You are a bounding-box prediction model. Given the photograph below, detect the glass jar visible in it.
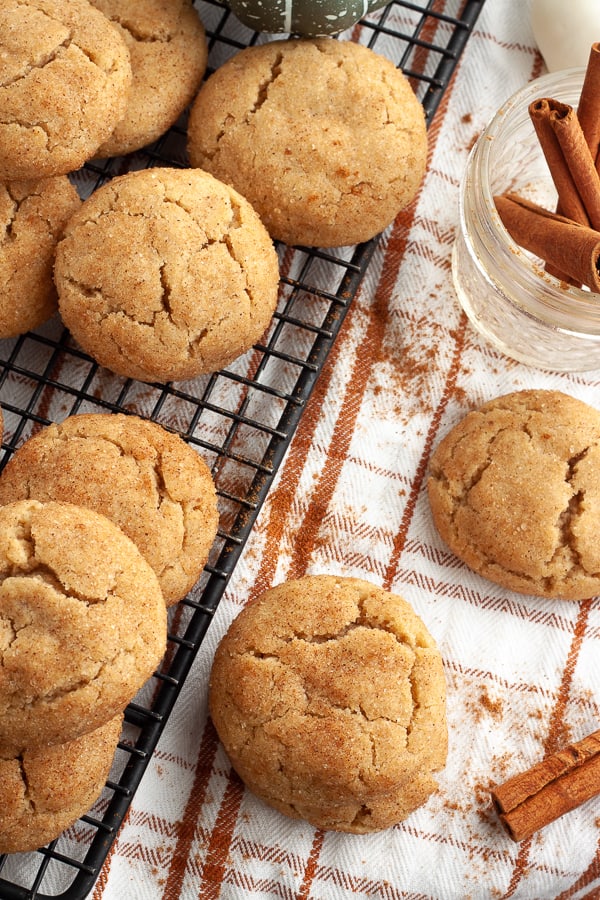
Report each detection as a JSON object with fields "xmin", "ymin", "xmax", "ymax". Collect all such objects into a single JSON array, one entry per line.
[{"xmin": 452, "ymin": 68, "xmax": 600, "ymax": 372}]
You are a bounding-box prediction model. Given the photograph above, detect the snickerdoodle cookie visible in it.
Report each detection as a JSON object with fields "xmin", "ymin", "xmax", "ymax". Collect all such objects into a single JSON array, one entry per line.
[
  {"xmin": 91, "ymin": 0, "xmax": 207, "ymax": 158},
  {"xmin": 209, "ymin": 574, "xmax": 447, "ymax": 833},
  {"xmin": 0, "ymin": 499, "xmax": 167, "ymax": 756},
  {"xmin": 0, "ymin": 713, "xmax": 122, "ymax": 854},
  {"xmin": 427, "ymin": 389, "xmax": 600, "ymax": 600},
  {"xmin": 0, "ymin": 176, "xmax": 81, "ymax": 338},
  {"xmin": 187, "ymin": 38, "xmax": 428, "ymax": 247},
  {"xmin": 0, "ymin": 0, "xmax": 132, "ymax": 180},
  {"xmin": 54, "ymin": 167, "xmax": 280, "ymax": 382},
  {"xmin": 0, "ymin": 413, "xmax": 219, "ymax": 605}
]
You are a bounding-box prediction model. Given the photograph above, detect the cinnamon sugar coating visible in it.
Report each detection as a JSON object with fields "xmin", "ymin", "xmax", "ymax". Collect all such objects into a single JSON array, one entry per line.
[
  {"xmin": 0, "ymin": 714, "xmax": 122, "ymax": 854},
  {"xmin": 428, "ymin": 389, "xmax": 600, "ymax": 600},
  {"xmin": 0, "ymin": 413, "xmax": 219, "ymax": 605},
  {"xmin": 54, "ymin": 167, "xmax": 280, "ymax": 383},
  {"xmin": 209, "ymin": 575, "xmax": 447, "ymax": 833},
  {"xmin": 0, "ymin": 176, "xmax": 81, "ymax": 338},
  {"xmin": 92, "ymin": 0, "xmax": 207, "ymax": 157},
  {"xmin": 187, "ymin": 38, "xmax": 428, "ymax": 248},
  {"xmin": 0, "ymin": 499, "xmax": 167, "ymax": 756},
  {"xmin": 0, "ymin": 0, "xmax": 132, "ymax": 180}
]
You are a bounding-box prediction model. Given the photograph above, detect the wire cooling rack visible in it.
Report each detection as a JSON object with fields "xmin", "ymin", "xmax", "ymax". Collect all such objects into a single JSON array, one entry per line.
[{"xmin": 0, "ymin": 1, "xmax": 485, "ymax": 897}]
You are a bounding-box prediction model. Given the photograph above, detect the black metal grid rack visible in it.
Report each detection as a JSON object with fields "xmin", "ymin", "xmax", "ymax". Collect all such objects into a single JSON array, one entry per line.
[{"xmin": 0, "ymin": 1, "xmax": 485, "ymax": 897}]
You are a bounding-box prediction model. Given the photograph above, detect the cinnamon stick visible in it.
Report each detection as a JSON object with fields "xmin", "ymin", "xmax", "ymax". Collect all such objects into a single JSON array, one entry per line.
[
  {"xmin": 494, "ymin": 192, "xmax": 600, "ymax": 292},
  {"xmin": 529, "ymin": 97, "xmax": 600, "ymax": 230},
  {"xmin": 491, "ymin": 729, "xmax": 600, "ymax": 842},
  {"xmin": 578, "ymin": 42, "xmax": 600, "ymax": 170}
]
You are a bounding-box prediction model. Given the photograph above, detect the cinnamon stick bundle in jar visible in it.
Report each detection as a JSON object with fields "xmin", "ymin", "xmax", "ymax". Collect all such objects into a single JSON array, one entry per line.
[
  {"xmin": 529, "ymin": 42, "xmax": 600, "ymax": 229},
  {"xmin": 494, "ymin": 192, "xmax": 600, "ymax": 292},
  {"xmin": 578, "ymin": 42, "xmax": 600, "ymax": 171},
  {"xmin": 492, "ymin": 41, "xmax": 600, "ymax": 290},
  {"xmin": 491, "ymin": 729, "xmax": 600, "ymax": 842},
  {"xmin": 529, "ymin": 97, "xmax": 599, "ymax": 227}
]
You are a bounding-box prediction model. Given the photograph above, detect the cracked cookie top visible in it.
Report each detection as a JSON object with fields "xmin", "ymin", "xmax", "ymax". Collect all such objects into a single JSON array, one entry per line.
[
  {"xmin": 0, "ymin": 0, "xmax": 133, "ymax": 180},
  {"xmin": 0, "ymin": 412, "xmax": 219, "ymax": 605},
  {"xmin": 187, "ymin": 37, "xmax": 428, "ymax": 248},
  {"xmin": 0, "ymin": 175, "xmax": 81, "ymax": 338},
  {"xmin": 53, "ymin": 166, "xmax": 280, "ymax": 383},
  {"xmin": 427, "ymin": 389, "xmax": 600, "ymax": 600},
  {"xmin": 91, "ymin": 0, "xmax": 207, "ymax": 158},
  {"xmin": 0, "ymin": 713, "xmax": 122, "ymax": 854},
  {"xmin": 0, "ymin": 498, "xmax": 167, "ymax": 756},
  {"xmin": 209, "ymin": 574, "xmax": 447, "ymax": 833}
]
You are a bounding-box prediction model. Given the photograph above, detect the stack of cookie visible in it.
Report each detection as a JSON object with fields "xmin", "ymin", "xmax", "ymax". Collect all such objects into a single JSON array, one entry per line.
[
  {"xmin": 48, "ymin": 32, "xmax": 428, "ymax": 383},
  {"xmin": 0, "ymin": 0, "xmax": 434, "ymax": 846},
  {"xmin": 0, "ymin": 410, "xmax": 220, "ymax": 853},
  {"xmin": 0, "ymin": 496, "xmax": 167, "ymax": 854},
  {"xmin": 0, "ymin": 0, "xmax": 212, "ymax": 355},
  {"xmin": 0, "ymin": 0, "xmax": 429, "ymax": 384}
]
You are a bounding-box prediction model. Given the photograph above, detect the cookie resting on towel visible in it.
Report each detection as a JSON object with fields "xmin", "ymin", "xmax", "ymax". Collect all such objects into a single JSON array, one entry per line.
[
  {"xmin": 427, "ymin": 389, "xmax": 600, "ymax": 600},
  {"xmin": 209, "ymin": 574, "xmax": 447, "ymax": 833}
]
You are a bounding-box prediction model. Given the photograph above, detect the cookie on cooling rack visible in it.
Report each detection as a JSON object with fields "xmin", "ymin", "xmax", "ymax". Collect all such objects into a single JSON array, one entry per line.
[
  {"xmin": 53, "ymin": 167, "xmax": 280, "ymax": 383},
  {"xmin": 0, "ymin": 0, "xmax": 132, "ymax": 180},
  {"xmin": 0, "ymin": 499, "xmax": 167, "ymax": 756},
  {"xmin": 91, "ymin": 0, "xmax": 208, "ymax": 157},
  {"xmin": 187, "ymin": 38, "xmax": 428, "ymax": 247},
  {"xmin": 0, "ymin": 176, "xmax": 81, "ymax": 339},
  {"xmin": 427, "ymin": 389, "xmax": 600, "ymax": 600},
  {"xmin": 0, "ymin": 413, "xmax": 219, "ymax": 605},
  {"xmin": 0, "ymin": 714, "xmax": 122, "ymax": 854},
  {"xmin": 209, "ymin": 574, "xmax": 447, "ymax": 833}
]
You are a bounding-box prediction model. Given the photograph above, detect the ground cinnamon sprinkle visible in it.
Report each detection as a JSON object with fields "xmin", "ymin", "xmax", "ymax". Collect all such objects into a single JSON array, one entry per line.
[
  {"xmin": 460, "ymin": 112, "xmax": 481, "ymax": 152},
  {"xmin": 478, "ymin": 686, "xmax": 503, "ymax": 720},
  {"xmin": 462, "ymin": 683, "xmax": 504, "ymax": 725},
  {"xmin": 374, "ymin": 308, "xmax": 472, "ymax": 425}
]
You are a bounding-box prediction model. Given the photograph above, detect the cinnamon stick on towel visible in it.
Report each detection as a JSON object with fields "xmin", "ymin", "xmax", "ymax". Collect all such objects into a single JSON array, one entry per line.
[
  {"xmin": 491, "ymin": 729, "xmax": 600, "ymax": 842},
  {"xmin": 494, "ymin": 192, "xmax": 600, "ymax": 292}
]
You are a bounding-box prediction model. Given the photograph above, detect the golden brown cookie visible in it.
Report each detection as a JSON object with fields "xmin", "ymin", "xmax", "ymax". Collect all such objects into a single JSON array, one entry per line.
[
  {"xmin": 209, "ymin": 574, "xmax": 447, "ymax": 833},
  {"xmin": 427, "ymin": 389, "xmax": 600, "ymax": 600},
  {"xmin": 0, "ymin": 0, "xmax": 132, "ymax": 180},
  {"xmin": 0, "ymin": 176, "xmax": 81, "ymax": 338},
  {"xmin": 0, "ymin": 714, "xmax": 122, "ymax": 854},
  {"xmin": 54, "ymin": 167, "xmax": 280, "ymax": 382},
  {"xmin": 0, "ymin": 413, "xmax": 219, "ymax": 605},
  {"xmin": 187, "ymin": 38, "xmax": 428, "ymax": 248},
  {"xmin": 91, "ymin": 0, "xmax": 207, "ymax": 158},
  {"xmin": 0, "ymin": 499, "xmax": 167, "ymax": 756}
]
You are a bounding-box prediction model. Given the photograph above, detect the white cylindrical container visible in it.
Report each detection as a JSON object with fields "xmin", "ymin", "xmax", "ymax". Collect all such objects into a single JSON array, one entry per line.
[{"xmin": 531, "ymin": 0, "xmax": 600, "ymax": 72}]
